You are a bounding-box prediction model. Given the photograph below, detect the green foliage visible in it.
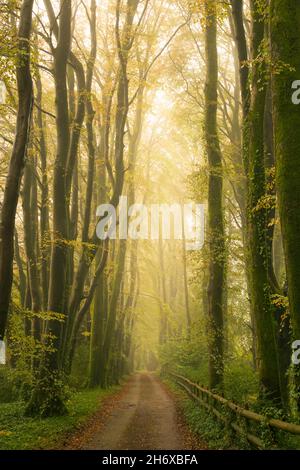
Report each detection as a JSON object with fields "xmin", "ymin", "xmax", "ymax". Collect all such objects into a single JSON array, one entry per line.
[
  {"xmin": 160, "ymin": 321, "xmax": 209, "ymax": 377},
  {"xmin": 69, "ymin": 339, "xmax": 90, "ymax": 389},
  {"xmin": 184, "ymin": 398, "xmax": 228, "ymax": 449},
  {"xmin": 25, "ymin": 371, "xmax": 70, "ymax": 418},
  {"xmin": 223, "ymin": 360, "xmax": 259, "ymax": 404},
  {"xmin": 167, "ymin": 374, "xmax": 300, "ymax": 449},
  {"xmin": 161, "ymin": 318, "xmax": 258, "ymax": 404},
  {"xmin": 165, "ymin": 378, "xmax": 229, "ymax": 449},
  {"xmin": 0, "ymin": 1, "xmax": 18, "ymax": 87},
  {"xmin": 0, "ymin": 367, "xmax": 32, "ymax": 403}
]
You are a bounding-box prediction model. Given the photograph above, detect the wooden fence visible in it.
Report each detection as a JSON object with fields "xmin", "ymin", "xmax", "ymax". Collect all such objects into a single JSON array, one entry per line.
[{"xmin": 166, "ymin": 370, "xmax": 300, "ymax": 449}]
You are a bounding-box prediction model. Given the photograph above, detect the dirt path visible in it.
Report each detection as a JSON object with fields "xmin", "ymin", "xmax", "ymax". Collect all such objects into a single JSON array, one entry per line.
[{"xmin": 78, "ymin": 372, "xmax": 204, "ymax": 450}]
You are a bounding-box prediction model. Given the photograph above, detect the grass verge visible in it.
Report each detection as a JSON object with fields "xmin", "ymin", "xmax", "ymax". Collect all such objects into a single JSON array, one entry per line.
[{"xmin": 0, "ymin": 386, "xmax": 120, "ymax": 450}]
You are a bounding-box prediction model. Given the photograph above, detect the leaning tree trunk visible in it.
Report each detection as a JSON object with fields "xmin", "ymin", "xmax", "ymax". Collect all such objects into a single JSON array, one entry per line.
[
  {"xmin": 204, "ymin": 0, "xmax": 226, "ymax": 391},
  {"xmin": 62, "ymin": 0, "xmax": 96, "ymax": 369},
  {"xmin": 0, "ymin": 0, "xmax": 34, "ymax": 341},
  {"xmin": 64, "ymin": 0, "xmax": 139, "ymax": 376},
  {"xmin": 230, "ymin": 3, "xmax": 257, "ymax": 369}
]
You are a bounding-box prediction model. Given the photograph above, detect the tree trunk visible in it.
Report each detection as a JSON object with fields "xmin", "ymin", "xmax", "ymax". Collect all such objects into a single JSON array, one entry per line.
[
  {"xmin": 65, "ymin": 0, "xmax": 139, "ymax": 373},
  {"xmin": 182, "ymin": 214, "xmax": 191, "ymax": 335},
  {"xmin": 246, "ymin": 0, "xmax": 281, "ymax": 403},
  {"xmin": 36, "ymin": 71, "xmax": 50, "ymax": 311},
  {"xmin": 270, "ymin": 0, "xmax": 300, "ymax": 410},
  {"xmin": 0, "ymin": 0, "xmax": 34, "ymax": 340},
  {"xmin": 26, "ymin": 0, "xmax": 72, "ymax": 417},
  {"xmin": 14, "ymin": 229, "xmax": 26, "ymax": 306},
  {"xmin": 22, "ymin": 157, "xmax": 42, "ymax": 341},
  {"xmin": 204, "ymin": 0, "xmax": 225, "ymax": 391},
  {"xmin": 99, "ymin": 240, "xmax": 127, "ymax": 388},
  {"xmin": 231, "ymin": 0, "xmax": 283, "ymax": 404}
]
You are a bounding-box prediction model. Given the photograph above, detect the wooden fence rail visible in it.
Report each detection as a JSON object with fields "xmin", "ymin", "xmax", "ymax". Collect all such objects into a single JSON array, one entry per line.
[{"xmin": 166, "ymin": 370, "xmax": 300, "ymax": 449}]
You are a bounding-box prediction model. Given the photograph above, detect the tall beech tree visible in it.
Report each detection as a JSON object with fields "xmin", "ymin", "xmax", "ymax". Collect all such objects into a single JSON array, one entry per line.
[
  {"xmin": 231, "ymin": 0, "xmax": 282, "ymax": 404},
  {"xmin": 26, "ymin": 0, "xmax": 72, "ymax": 416},
  {"xmin": 0, "ymin": 0, "xmax": 34, "ymax": 341},
  {"xmin": 64, "ymin": 0, "xmax": 141, "ymax": 372},
  {"xmin": 204, "ymin": 0, "xmax": 226, "ymax": 390},
  {"xmin": 270, "ymin": 0, "xmax": 300, "ymax": 408},
  {"xmin": 246, "ymin": 0, "xmax": 281, "ymax": 402}
]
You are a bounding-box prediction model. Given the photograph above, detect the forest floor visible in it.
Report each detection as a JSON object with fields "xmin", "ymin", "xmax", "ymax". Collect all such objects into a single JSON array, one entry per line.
[
  {"xmin": 0, "ymin": 385, "xmax": 120, "ymax": 450},
  {"xmin": 64, "ymin": 372, "xmax": 206, "ymax": 450},
  {"xmin": 0, "ymin": 372, "xmax": 207, "ymax": 450}
]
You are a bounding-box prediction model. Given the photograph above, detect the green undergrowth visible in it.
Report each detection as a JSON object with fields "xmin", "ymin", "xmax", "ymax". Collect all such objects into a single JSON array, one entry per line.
[
  {"xmin": 164, "ymin": 378, "xmax": 234, "ymax": 449},
  {"xmin": 164, "ymin": 377, "xmax": 300, "ymax": 450},
  {"xmin": 0, "ymin": 385, "xmax": 120, "ymax": 450},
  {"xmin": 173, "ymin": 361, "xmax": 259, "ymax": 405}
]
